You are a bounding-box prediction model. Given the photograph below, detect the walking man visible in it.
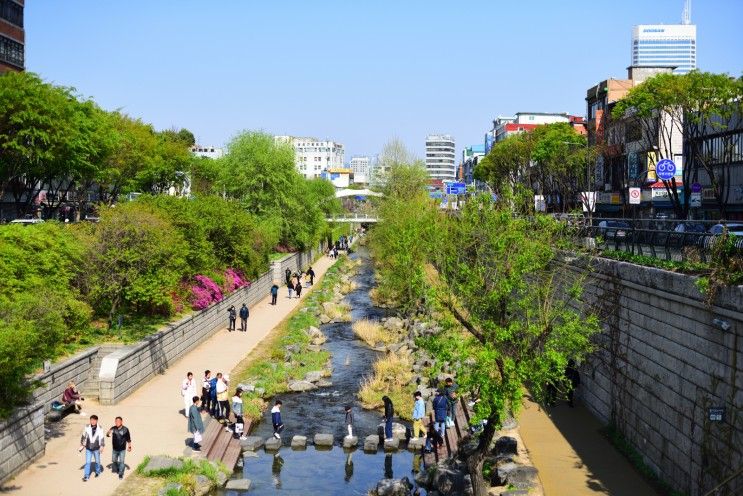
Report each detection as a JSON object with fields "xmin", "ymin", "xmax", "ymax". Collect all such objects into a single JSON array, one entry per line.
[
  {"xmin": 270, "ymin": 283, "xmax": 279, "ymax": 305},
  {"xmin": 432, "ymin": 389, "xmax": 448, "ymax": 439},
  {"xmin": 80, "ymin": 414, "xmax": 105, "ymax": 481},
  {"xmin": 271, "ymin": 400, "xmax": 284, "ymax": 439},
  {"xmin": 181, "ymin": 372, "xmax": 196, "ymax": 418},
  {"xmin": 188, "ymin": 396, "xmax": 204, "ymax": 452},
  {"xmin": 411, "ymin": 391, "xmax": 427, "ymax": 439},
  {"xmin": 307, "ymin": 266, "xmax": 315, "ymax": 286},
  {"xmin": 209, "ymin": 373, "xmax": 218, "ymax": 417},
  {"xmin": 287, "ymin": 277, "xmax": 294, "ymax": 298},
  {"xmin": 239, "ymin": 303, "xmax": 249, "ymax": 332},
  {"xmin": 227, "ymin": 305, "xmax": 237, "ymax": 332},
  {"xmin": 106, "ymin": 416, "xmax": 132, "ymax": 480},
  {"xmin": 444, "ymin": 377, "xmax": 458, "ymax": 424},
  {"xmin": 201, "ymin": 370, "xmax": 212, "ymax": 414},
  {"xmin": 382, "ymin": 396, "xmax": 394, "ymax": 441},
  {"xmin": 285, "ymin": 268, "xmax": 292, "ymax": 286},
  {"xmin": 295, "ymin": 278, "xmax": 303, "ymax": 298}
]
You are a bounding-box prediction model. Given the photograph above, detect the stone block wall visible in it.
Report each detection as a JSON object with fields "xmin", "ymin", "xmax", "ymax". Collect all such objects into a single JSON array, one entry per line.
[
  {"xmin": 30, "ymin": 348, "xmax": 100, "ymax": 413},
  {"xmin": 0, "ymin": 403, "xmax": 44, "ymax": 483},
  {"xmin": 563, "ymin": 255, "xmax": 742, "ymax": 496}
]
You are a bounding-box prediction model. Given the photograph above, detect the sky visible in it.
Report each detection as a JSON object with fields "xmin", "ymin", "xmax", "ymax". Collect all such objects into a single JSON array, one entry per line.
[{"xmin": 26, "ymin": 0, "xmax": 743, "ymax": 161}]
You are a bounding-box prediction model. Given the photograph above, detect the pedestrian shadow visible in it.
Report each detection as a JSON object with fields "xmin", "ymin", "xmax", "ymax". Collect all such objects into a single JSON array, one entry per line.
[{"xmin": 44, "ymin": 417, "xmax": 73, "ymax": 440}]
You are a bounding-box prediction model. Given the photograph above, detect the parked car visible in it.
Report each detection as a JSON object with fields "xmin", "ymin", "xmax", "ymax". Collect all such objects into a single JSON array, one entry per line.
[
  {"xmin": 598, "ymin": 220, "xmax": 631, "ymax": 239},
  {"xmin": 708, "ymin": 223, "xmax": 743, "ymax": 236},
  {"xmin": 673, "ymin": 223, "xmax": 707, "ymax": 233}
]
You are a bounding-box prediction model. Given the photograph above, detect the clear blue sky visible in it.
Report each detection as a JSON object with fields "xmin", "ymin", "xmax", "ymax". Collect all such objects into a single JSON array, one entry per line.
[{"xmin": 26, "ymin": 0, "xmax": 743, "ymax": 161}]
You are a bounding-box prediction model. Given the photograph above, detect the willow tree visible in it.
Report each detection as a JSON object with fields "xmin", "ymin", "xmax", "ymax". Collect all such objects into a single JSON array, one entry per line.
[{"xmin": 429, "ymin": 196, "xmax": 600, "ymax": 495}]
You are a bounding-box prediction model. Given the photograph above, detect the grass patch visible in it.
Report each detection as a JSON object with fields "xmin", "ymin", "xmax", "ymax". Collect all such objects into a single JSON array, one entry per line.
[
  {"xmin": 339, "ymin": 280, "xmax": 359, "ymax": 294},
  {"xmin": 358, "ymin": 351, "xmax": 415, "ymax": 421},
  {"xmin": 323, "ymin": 301, "xmax": 352, "ymax": 322},
  {"xmin": 230, "ymin": 256, "xmax": 354, "ymax": 422},
  {"xmin": 600, "ymin": 250, "xmax": 710, "ymax": 275},
  {"xmin": 352, "ymin": 319, "xmax": 395, "ymax": 347},
  {"xmin": 125, "ymin": 456, "xmax": 231, "ymax": 496}
]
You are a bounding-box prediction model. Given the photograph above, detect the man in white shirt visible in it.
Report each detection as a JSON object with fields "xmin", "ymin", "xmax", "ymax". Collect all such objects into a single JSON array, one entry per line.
[
  {"xmin": 181, "ymin": 372, "xmax": 196, "ymax": 418},
  {"xmin": 80, "ymin": 414, "xmax": 106, "ymax": 481}
]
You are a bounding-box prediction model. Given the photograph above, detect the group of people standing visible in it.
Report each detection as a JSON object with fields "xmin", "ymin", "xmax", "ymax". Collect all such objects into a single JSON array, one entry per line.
[
  {"xmin": 227, "ymin": 303, "xmax": 250, "ymax": 332},
  {"xmin": 285, "ymin": 266, "xmax": 314, "ymax": 298}
]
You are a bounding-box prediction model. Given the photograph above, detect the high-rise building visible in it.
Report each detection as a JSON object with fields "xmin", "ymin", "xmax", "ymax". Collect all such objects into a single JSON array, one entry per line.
[
  {"xmin": 425, "ymin": 134, "xmax": 456, "ymax": 181},
  {"xmin": 631, "ymin": 1, "xmax": 696, "ymax": 75},
  {"xmin": 461, "ymin": 145, "xmax": 485, "ymax": 185},
  {"xmin": 274, "ymin": 136, "xmax": 345, "ymax": 179},
  {"xmin": 0, "ymin": 0, "xmax": 25, "ymax": 73},
  {"xmin": 349, "ymin": 156, "xmax": 370, "ymax": 184}
]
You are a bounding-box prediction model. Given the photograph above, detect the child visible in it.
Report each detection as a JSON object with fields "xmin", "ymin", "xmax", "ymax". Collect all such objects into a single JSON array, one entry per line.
[
  {"xmin": 344, "ymin": 405, "xmax": 354, "ymax": 438},
  {"xmin": 226, "ymin": 416, "xmax": 246, "ymax": 440},
  {"xmin": 271, "ymin": 400, "xmax": 284, "ymax": 439}
]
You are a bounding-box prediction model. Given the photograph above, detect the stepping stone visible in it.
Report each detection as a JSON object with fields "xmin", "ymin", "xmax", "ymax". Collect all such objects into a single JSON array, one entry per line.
[
  {"xmin": 291, "ymin": 435, "xmax": 307, "ymax": 449},
  {"xmin": 225, "ymin": 478, "xmax": 252, "ymax": 491},
  {"xmin": 314, "ymin": 433, "xmax": 334, "ymax": 447},
  {"xmin": 264, "ymin": 437, "xmax": 282, "ymax": 451},
  {"xmin": 364, "ymin": 435, "xmax": 380, "ymax": 452},
  {"xmin": 407, "ymin": 437, "xmax": 425, "ymax": 451},
  {"xmin": 384, "ymin": 438, "xmax": 400, "ymax": 451},
  {"xmin": 239, "ymin": 436, "xmax": 264, "ymax": 452},
  {"xmin": 342, "ymin": 436, "xmax": 358, "ymax": 449}
]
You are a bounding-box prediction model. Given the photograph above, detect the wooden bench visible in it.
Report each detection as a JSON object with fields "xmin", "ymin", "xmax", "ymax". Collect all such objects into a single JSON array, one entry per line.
[{"xmin": 197, "ymin": 417, "xmax": 242, "ymax": 470}]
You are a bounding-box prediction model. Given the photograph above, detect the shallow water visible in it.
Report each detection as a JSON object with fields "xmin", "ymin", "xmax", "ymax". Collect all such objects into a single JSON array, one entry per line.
[{"xmin": 217, "ymin": 248, "xmax": 426, "ymax": 495}]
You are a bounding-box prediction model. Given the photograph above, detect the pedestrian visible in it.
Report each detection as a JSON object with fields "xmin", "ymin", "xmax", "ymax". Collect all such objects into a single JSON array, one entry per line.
[
  {"xmin": 307, "ymin": 266, "xmax": 315, "ymax": 286},
  {"xmin": 344, "ymin": 405, "xmax": 354, "ymax": 438},
  {"xmin": 565, "ymin": 359, "xmax": 581, "ymax": 408},
  {"xmin": 382, "ymin": 396, "xmax": 394, "ymax": 441},
  {"xmin": 216, "ymin": 373, "xmax": 230, "ymax": 420},
  {"xmin": 295, "ymin": 278, "xmax": 303, "ymax": 298},
  {"xmin": 188, "ymin": 396, "xmax": 204, "ymax": 452},
  {"xmin": 79, "ymin": 414, "xmax": 105, "ymax": 481},
  {"xmin": 270, "ymin": 283, "xmax": 279, "ymax": 305},
  {"xmin": 432, "ymin": 389, "xmax": 448, "ymax": 438},
  {"xmin": 232, "ymin": 388, "xmax": 244, "ymax": 424},
  {"xmin": 62, "ymin": 381, "xmax": 85, "ymax": 414},
  {"xmin": 209, "ymin": 373, "xmax": 218, "ymax": 417},
  {"xmin": 444, "ymin": 377, "xmax": 459, "ymax": 426},
  {"xmin": 239, "ymin": 303, "xmax": 249, "ymax": 332},
  {"xmin": 411, "ymin": 391, "xmax": 427, "ymax": 439},
  {"xmin": 287, "ymin": 277, "xmax": 294, "ymax": 298},
  {"xmin": 285, "ymin": 268, "xmax": 292, "ymax": 285},
  {"xmin": 227, "ymin": 305, "xmax": 237, "ymax": 332},
  {"xmin": 106, "ymin": 416, "xmax": 132, "ymax": 480},
  {"xmin": 181, "ymin": 372, "xmax": 196, "ymax": 418},
  {"xmin": 201, "ymin": 370, "xmax": 212, "ymax": 414},
  {"xmin": 271, "ymin": 400, "xmax": 284, "ymax": 439}
]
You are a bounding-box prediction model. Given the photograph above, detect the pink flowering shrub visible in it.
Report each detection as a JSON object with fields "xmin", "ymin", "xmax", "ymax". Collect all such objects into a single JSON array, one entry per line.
[
  {"xmin": 223, "ymin": 268, "xmax": 250, "ymax": 293},
  {"xmin": 190, "ymin": 275, "xmax": 224, "ymax": 310}
]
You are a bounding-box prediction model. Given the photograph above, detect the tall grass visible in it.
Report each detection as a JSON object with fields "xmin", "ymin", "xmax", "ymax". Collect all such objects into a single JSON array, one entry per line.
[
  {"xmin": 358, "ymin": 351, "xmax": 415, "ymax": 421},
  {"xmin": 352, "ymin": 319, "xmax": 395, "ymax": 347}
]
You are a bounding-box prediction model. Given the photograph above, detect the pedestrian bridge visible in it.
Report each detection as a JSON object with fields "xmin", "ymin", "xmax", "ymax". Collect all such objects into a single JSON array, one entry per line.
[{"xmin": 326, "ymin": 213, "xmax": 379, "ymax": 223}]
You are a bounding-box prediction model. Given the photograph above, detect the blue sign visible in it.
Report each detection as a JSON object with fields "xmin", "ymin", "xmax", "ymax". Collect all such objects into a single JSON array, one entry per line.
[
  {"xmin": 656, "ymin": 159, "xmax": 676, "ymax": 181},
  {"xmin": 446, "ymin": 182, "xmax": 466, "ymax": 195}
]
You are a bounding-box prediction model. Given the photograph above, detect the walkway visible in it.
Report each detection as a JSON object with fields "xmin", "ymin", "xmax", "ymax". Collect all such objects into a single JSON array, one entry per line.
[
  {"xmin": 2, "ymin": 255, "xmax": 337, "ymax": 496},
  {"xmin": 518, "ymin": 393, "xmax": 659, "ymax": 496}
]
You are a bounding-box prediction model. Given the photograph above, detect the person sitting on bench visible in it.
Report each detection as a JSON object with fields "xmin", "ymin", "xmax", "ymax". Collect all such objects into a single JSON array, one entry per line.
[{"xmin": 62, "ymin": 381, "xmax": 84, "ymax": 414}]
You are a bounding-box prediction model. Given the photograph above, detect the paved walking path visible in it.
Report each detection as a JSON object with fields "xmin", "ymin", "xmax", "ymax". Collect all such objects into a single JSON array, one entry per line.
[
  {"xmin": 3, "ymin": 255, "xmax": 337, "ymax": 496},
  {"xmin": 518, "ymin": 393, "xmax": 659, "ymax": 496}
]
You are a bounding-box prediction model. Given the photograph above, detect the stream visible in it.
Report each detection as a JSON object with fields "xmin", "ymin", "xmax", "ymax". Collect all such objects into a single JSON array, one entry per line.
[{"xmin": 218, "ymin": 247, "xmax": 427, "ymax": 495}]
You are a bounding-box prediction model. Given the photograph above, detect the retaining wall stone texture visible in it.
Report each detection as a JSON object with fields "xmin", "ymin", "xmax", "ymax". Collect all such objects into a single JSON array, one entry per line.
[
  {"xmin": 564, "ymin": 255, "xmax": 742, "ymax": 496},
  {"xmin": 0, "ymin": 403, "xmax": 44, "ymax": 483}
]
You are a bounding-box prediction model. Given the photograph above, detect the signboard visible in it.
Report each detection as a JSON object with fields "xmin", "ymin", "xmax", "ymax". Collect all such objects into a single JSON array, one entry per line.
[
  {"xmin": 708, "ymin": 407, "xmax": 725, "ymax": 422},
  {"xmin": 581, "ymin": 192, "xmax": 596, "ymax": 213},
  {"xmin": 646, "ymin": 151, "xmax": 657, "ymax": 182},
  {"xmin": 446, "ymin": 182, "xmax": 466, "ymax": 195},
  {"xmin": 690, "ymin": 192, "xmax": 702, "ymax": 208},
  {"xmin": 656, "ymin": 159, "xmax": 676, "ymax": 181},
  {"xmin": 534, "ymin": 195, "xmax": 546, "ymax": 212},
  {"xmin": 691, "ymin": 182, "xmax": 702, "ymax": 193},
  {"xmin": 628, "ymin": 187, "xmax": 641, "ymax": 205}
]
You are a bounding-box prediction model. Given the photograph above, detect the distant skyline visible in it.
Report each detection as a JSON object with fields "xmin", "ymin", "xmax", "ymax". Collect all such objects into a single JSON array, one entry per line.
[{"xmin": 26, "ymin": 1, "xmax": 743, "ymax": 161}]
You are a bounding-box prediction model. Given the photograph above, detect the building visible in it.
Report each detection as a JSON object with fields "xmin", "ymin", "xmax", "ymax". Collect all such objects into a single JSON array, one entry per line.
[
  {"xmin": 274, "ymin": 136, "xmax": 345, "ymax": 179},
  {"xmin": 631, "ymin": 1, "xmax": 696, "ymax": 75},
  {"xmin": 322, "ymin": 168, "xmax": 353, "ymax": 188},
  {"xmin": 461, "ymin": 145, "xmax": 486, "ymax": 185},
  {"xmin": 190, "ymin": 145, "xmax": 224, "ymax": 160},
  {"xmin": 349, "ymin": 156, "xmax": 370, "ymax": 184},
  {"xmin": 484, "ymin": 113, "xmax": 583, "ymax": 153},
  {"xmin": 586, "ymin": 65, "xmax": 679, "ymax": 215},
  {"xmin": 0, "ymin": 0, "xmax": 24, "ymax": 73},
  {"xmin": 425, "ymin": 134, "xmax": 456, "ymax": 181}
]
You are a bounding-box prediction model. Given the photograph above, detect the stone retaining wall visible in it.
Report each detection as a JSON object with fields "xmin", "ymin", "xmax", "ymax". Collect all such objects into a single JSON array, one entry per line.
[
  {"xmin": 0, "ymin": 403, "xmax": 44, "ymax": 483},
  {"xmin": 563, "ymin": 255, "xmax": 742, "ymax": 496}
]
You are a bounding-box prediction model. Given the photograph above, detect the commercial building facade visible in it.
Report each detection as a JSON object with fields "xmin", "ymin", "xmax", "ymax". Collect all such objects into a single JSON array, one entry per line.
[
  {"xmin": 425, "ymin": 134, "xmax": 456, "ymax": 181},
  {"xmin": 632, "ymin": 24, "xmax": 696, "ymax": 75},
  {"xmin": 349, "ymin": 156, "xmax": 370, "ymax": 184},
  {"xmin": 461, "ymin": 144, "xmax": 485, "ymax": 185},
  {"xmin": 484, "ymin": 113, "xmax": 585, "ymax": 153},
  {"xmin": 0, "ymin": 0, "xmax": 24, "ymax": 73},
  {"xmin": 274, "ymin": 136, "xmax": 345, "ymax": 179}
]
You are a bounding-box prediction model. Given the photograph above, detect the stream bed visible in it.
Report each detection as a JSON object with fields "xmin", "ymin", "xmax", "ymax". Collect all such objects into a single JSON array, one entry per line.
[{"xmin": 218, "ymin": 247, "xmax": 427, "ymax": 495}]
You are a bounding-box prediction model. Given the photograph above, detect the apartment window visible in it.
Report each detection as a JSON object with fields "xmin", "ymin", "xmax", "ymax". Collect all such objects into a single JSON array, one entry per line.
[
  {"xmin": 0, "ymin": 34, "xmax": 23, "ymax": 68},
  {"xmin": 0, "ymin": 0, "xmax": 23, "ymax": 28}
]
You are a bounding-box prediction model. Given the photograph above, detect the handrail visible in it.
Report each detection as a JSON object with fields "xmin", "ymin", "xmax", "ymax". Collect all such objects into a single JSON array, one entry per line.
[{"xmin": 701, "ymin": 465, "xmax": 743, "ymax": 496}]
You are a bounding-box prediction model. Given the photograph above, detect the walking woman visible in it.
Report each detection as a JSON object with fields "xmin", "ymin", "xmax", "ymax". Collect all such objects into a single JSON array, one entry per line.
[{"xmin": 382, "ymin": 396, "xmax": 394, "ymax": 441}]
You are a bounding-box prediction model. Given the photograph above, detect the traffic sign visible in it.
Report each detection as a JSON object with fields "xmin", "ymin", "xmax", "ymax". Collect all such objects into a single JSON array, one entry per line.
[
  {"xmin": 628, "ymin": 187, "xmax": 641, "ymax": 204},
  {"xmin": 656, "ymin": 159, "xmax": 676, "ymax": 181},
  {"xmin": 690, "ymin": 192, "xmax": 702, "ymax": 208},
  {"xmin": 691, "ymin": 182, "xmax": 702, "ymax": 193}
]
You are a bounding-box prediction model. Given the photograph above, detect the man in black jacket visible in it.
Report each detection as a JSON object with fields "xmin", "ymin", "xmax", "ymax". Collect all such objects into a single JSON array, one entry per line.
[
  {"xmin": 239, "ymin": 304, "xmax": 249, "ymax": 332},
  {"xmin": 106, "ymin": 417, "xmax": 132, "ymax": 479}
]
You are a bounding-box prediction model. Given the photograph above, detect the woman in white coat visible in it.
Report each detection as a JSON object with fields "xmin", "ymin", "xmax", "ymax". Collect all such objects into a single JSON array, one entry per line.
[{"xmin": 181, "ymin": 372, "xmax": 196, "ymax": 417}]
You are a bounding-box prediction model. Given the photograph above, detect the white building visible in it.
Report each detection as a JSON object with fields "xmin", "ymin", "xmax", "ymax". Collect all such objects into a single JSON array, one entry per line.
[
  {"xmin": 274, "ymin": 136, "xmax": 345, "ymax": 179},
  {"xmin": 349, "ymin": 156, "xmax": 370, "ymax": 184},
  {"xmin": 425, "ymin": 134, "xmax": 456, "ymax": 181},
  {"xmin": 632, "ymin": 2, "xmax": 696, "ymax": 75},
  {"xmin": 190, "ymin": 145, "xmax": 224, "ymax": 160}
]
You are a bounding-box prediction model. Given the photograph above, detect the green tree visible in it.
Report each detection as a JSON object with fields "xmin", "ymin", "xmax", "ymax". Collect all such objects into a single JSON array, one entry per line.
[
  {"xmin": 474, "ymin": 133, "xmax": 534, "ymax": 211},
  {"xmin": 373, "ymin": 138, "xmax": 419, "ymax": 187}
]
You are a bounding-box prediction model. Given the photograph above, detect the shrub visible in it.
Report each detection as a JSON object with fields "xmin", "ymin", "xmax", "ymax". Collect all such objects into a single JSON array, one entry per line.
[
  {"xmin": 190, "ymin": 275, "xmax": 223, "ymax": 310},
  {"xmin": 358, "ymin": 351, "xmax": 415, "ymax": 420}
]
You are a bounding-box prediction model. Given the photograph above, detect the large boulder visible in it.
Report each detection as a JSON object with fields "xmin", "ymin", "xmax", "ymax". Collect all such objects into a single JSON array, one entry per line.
[
  {"xmin": 237, "ymin": 383, "xmax": 255, "ymax": 393},
  {"xmin": 264, "ymin": 437, "xmax": 282, "ymax": 451},
  {"xmin": 193, "ymin": 475, "xmax": 212, "ymax": 496},
  {"xmin": 407, "ymin": 437, "xmax": 425, "ymax": 451},
  {"xmin": 492, "ymin": 462, "xmax": 539, "ymax": 489},
  {"xmin": 374, "ymin": 477, "xmax": 413, "ymax": 496},
  {"xmin": 288, "ymin": 380, "xmax": 317, "ymax": 392},
  {"xmin": 304, "ymin": 371, "xmax": 324, "ymax": 383},
  {"xmin": 158, "ymin": 483, "xmax": 183, "ymax": 496},
  {"xmin": 240, "ymin": 436, "xmax": 265, "ymax": 451},
  {"xmin": 493, "ymin": 436, "xmax": 518, "ymax": 457},
  {"xmin": 383, "ymin": 437, "xmax": 400, "ymax": 451},
  {"xmin": 142, "ymin": 455, "xmax": 183, "ymax": 475},
  {"xmin": 378, "ymin": 422, "xmax": 407, "ymax": 440},
  {"xmin": 343, "ymin": 435, "xmax": 358, "ymax": 449},
  {"xmin": 225, "ymin": 478, "xmax": 252, "ymax": 491},
  {"xmin": 384, "ymin": 317, "xmax": 404, "ymax": 330},
  {"xmin": 314, "ymin": 433, "xmax": 334, "ymax": 447},
  {"xmin": 319, "ymin": 314, "xmax": 331, "ymax": 324},
  {"xmin": 364, "ymin": 435, "xmax": 380, "ymax": 452},
  {"xmin": 291, "ymin": 435, "xmax": 307, "ymax": 449}
]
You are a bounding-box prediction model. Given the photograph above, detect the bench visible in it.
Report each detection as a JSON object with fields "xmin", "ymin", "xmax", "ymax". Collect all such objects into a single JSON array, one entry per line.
[
  {"xmin": 46, "ymin": 401, "xmax": 77, "ymax": 422},
  {"xmin": 197, "ymin": 417, "xmax": 243, "ymax": 470}
]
